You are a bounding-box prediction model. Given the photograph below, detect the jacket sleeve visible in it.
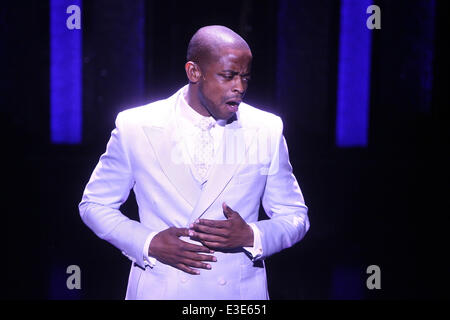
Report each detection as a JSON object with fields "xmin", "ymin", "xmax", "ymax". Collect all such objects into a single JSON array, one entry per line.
[
  {"xmin": 78, "ymin": 112, "xmax": 152, "ymax": 269},
  {"xmin": 256, "ymin": 117, "xmax": 310, "ymax": 258}
]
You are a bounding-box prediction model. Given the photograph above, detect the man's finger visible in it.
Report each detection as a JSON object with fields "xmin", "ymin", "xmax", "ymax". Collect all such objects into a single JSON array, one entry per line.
[
  {"xmin": 175, "ymin": 263, "xmax": 200, "ymax": 275},
  {"xmin": 191, "ymin": 231, "xmax": 227, "ymax": 244},
  {"xmin": 184, "ymin": 252, "xmax": 217, "ymax": 262},
  {"xmin": 202, "ymin": 241, "xmax": 223, "ymax": 249},
  {"xmin": 196, "ymin": 219, "xmax": 228, "ymax": 228},
  {"xmin": 192, "ymin": 223, "xmax": 228, "ymax": 237},
  {"xmin": 223, "ymin": 202, "xmax": 238, "ymax": 219},
  {"xmin": 174, "ymin": 227, "xmax": 190, "ymax": 237},
  {"xmin": 222, "ymin": 202, "xmax": 232, "ymax": 217},
  {"xmin": 181, "ymin": 240, "xmax": 214, "ymax": 253},
  {"xmin": 180, "ymin": 258, "xmax": 212, "ymax": 270}
]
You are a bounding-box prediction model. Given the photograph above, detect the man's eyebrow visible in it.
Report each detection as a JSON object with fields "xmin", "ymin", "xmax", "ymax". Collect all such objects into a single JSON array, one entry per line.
[{"xmin": 220, "ymin": 70, "xmax": 251, "ymax": 75}]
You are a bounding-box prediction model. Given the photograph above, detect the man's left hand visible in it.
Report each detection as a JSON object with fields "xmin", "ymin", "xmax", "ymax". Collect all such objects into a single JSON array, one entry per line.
[{"xmin": 189, "ymin": 202, "xmax": 254, "ymax": 249}]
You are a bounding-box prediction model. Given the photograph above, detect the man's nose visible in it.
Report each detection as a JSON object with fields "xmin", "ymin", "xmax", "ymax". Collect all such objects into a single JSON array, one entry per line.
[{"xmin": 232, "ymin": 77, "xmax": 246, "ymax": 95}]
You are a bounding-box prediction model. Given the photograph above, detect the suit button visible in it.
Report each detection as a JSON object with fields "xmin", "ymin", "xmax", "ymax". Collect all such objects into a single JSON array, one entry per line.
[
  {"xmin": 181, "ymin": 276, "xmax": 188, "ymax": 283},
  {"xmin": 218, "ymin": 278, "xmax": 227, "ymax": 286}
]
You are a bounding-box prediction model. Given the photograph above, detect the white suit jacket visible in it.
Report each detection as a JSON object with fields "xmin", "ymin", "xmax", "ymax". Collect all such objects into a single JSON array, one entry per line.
[{"xmin": 79, "ymin": 86, "xmax": 310, "ymax": 300}]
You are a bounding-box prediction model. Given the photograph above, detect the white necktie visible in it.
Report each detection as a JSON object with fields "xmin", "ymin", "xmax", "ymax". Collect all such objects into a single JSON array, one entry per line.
[{"xmin": 193, "ymin": 117, "xmax": 215, "ymax": 183}]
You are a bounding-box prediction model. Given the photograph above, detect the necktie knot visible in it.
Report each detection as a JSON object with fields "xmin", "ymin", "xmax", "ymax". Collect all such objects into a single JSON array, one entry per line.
[{"xmin": 196, "ymin": 117, "xmax": 214, "ymax": 131}]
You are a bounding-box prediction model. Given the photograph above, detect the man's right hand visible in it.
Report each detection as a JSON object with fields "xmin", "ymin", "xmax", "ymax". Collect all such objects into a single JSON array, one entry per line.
[{"xmin": 148, "ymin": 227, "xmax": 217, "ymax": 275}]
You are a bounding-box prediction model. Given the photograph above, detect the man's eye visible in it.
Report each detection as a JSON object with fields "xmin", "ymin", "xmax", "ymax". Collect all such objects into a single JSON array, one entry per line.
[{"xmin": 222, "ymin": 74, "xmax": 234, "ymax": 80}]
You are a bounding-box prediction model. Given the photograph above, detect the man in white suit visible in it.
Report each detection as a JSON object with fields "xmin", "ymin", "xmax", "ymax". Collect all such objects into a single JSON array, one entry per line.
[{"xmin": 79, "ymin": 25, "xmax": 309, "ymax": 300}]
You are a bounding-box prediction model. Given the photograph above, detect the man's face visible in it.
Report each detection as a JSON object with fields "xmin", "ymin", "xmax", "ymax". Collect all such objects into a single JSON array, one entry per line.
[{"xmin": 197, "ymin": 47, "xmax": 252, "ymax": 120}]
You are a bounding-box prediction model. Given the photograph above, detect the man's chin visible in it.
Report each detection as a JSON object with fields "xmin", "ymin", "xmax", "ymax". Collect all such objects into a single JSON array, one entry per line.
[
  {"xmin": 218, "ymin": 112, "xmax": 236, "ymax": 122},
  {"xmin": 218, "ymin": 104, "xmax": 239, "ymax": 121}
]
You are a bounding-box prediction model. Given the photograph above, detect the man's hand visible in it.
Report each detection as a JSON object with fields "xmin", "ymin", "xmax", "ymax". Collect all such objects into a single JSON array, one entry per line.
[
  {"xmin": 190, "ymin": 203, "xmax": 254, "ymax": 249},
  {"xmin": 148, "ymin": 227, "xmax": 217, "ymax": 275}
]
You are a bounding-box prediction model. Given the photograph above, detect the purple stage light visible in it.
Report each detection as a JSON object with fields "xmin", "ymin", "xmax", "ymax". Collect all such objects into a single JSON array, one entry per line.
[{"xmin": 50, "ymin": 0, "xmax": 82, "ymax": 144}]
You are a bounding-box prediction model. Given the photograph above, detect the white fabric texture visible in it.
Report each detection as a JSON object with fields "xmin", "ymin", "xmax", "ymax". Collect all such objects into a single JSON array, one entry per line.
[{"xmin": 192, "ymin": 116, "xmax": 215, "ymax": 183}]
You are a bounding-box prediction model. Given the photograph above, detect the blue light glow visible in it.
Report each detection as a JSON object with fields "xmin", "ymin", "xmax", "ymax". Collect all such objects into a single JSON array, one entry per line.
[
  {"xmin": 336, "ymin": 0, "xmax": 373, "ymax": 147},
  {"xmin": 50, "ymin": 0, "xmax": 82, "ymax": 144}
]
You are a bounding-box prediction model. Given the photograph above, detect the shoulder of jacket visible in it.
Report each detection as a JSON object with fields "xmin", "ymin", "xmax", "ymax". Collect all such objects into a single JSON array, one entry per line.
[
  {"xmin": 116, "ymin": 99, "xmax": 171, "ymax": 127},
  {"xmin": 239, "ymin": 102, "xmax": 283, "ymax": 130}
]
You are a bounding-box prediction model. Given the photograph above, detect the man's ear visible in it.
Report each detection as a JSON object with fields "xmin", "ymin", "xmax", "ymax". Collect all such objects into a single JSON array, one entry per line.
[{"xmin": 185, "ymin": 61, "xmax": 202, "ymax": 83}]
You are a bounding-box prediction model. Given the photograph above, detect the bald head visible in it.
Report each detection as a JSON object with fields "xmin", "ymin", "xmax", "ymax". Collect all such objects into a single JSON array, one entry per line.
[{"xmin": 186, "ymin": 25, "xmax": 251, "ymax": 67}]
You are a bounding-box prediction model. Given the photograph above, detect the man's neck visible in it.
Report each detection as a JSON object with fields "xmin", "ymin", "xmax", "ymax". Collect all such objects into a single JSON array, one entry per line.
[{"xmin": 185, "ymin": 84, "xmax": 210, "ymax": 117}]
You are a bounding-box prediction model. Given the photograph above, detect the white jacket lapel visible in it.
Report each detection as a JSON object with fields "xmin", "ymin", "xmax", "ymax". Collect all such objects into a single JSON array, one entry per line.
[
  {"xmin": 142, "ymin": 101, "xmax": 201, "ymax": 209},
  {"xmin": 188, "ymin": 120, "xmax": 258, "ymax": 223}
]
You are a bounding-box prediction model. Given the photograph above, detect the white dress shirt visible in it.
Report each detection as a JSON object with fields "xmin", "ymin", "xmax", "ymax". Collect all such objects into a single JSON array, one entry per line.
[{"xmin": 143, "ymin": 88, "xmax": 263, "ymax": 268}]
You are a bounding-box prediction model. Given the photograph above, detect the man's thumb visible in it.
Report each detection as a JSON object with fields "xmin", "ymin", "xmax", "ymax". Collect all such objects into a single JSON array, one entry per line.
[{"xmin": 222, "ymin": 202, "xmax": 233, "ymax": 219}]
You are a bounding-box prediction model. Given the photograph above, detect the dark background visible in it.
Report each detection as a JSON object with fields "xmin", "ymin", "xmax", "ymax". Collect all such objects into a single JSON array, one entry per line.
[{"xmin": 1, "ymin": 0, "xmax": 449, "ymax": 299}]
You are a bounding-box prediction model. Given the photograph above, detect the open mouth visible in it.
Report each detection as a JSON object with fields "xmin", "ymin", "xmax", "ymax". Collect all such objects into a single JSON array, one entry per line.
[{"xmin": 225, "ymin": 100, "xmax": 241, "ymax": 112}]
